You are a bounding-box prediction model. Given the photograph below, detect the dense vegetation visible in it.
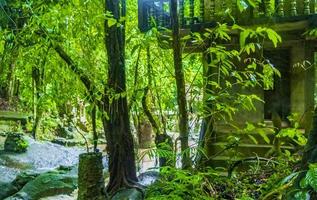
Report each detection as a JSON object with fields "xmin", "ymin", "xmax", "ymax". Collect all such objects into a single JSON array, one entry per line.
[{"xmin": 1, "ymin": 0, "xmax": 317, "ymax": 199}]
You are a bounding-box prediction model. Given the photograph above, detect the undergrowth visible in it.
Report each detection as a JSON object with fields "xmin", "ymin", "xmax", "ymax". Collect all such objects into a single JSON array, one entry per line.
[{"xmin": 145, "ymin": 153, "xmax": 312, "ymax": 200}]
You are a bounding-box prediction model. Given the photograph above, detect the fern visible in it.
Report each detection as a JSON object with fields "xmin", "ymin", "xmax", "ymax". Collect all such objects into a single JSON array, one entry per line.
[{"xmin": 301, "ymin": 163, "xmax": 317, "ymax": 191}]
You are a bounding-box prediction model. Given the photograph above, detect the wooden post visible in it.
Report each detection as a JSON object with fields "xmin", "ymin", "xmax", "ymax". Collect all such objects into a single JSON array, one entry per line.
[{"xmin": 78, "ymin": 152, "xmax": 105, "ymax": 200}]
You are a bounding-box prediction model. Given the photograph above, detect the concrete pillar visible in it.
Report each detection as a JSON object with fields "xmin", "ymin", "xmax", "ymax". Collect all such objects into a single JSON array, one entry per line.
[{"xmin": 78, "ymin": 152, "xmax": 105, "ymax": 200}]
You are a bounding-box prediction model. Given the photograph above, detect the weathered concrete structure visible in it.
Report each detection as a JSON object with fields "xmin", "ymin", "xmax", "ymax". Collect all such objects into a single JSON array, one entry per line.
[
  {"xmin": 138, "ymin": 0, "xmax": 317, "ymax": 129},
  {"xmin": 138, "ymin": 0, "xmax": 317, "ymax": 165}
]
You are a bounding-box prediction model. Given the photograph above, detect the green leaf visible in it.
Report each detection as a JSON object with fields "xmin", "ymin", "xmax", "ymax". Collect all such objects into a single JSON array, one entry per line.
[
  {"xmin": 107, "ymin": 18, "xmax": 117, "ymax": 27},
  {"xmin": 240, "ymin": 29, "xmax": 251, "ymax": 48},
  {"xmin": 294, "ymin": 191, "xmax": 310, "ymax": 200},
  {"xmin": 266, "ymin": 29, "xmax": 282, "ymax": 47},
  {"xmin": 258, "ymin": 131, "xmax": 270, "ymax": 144},
  {"xmin": 247, "ymin": 134, "xmax": 258, "ymax": 144},
  {"xmin": 303, "ymin": 163, "xmax": 317, "ymax": 191}
]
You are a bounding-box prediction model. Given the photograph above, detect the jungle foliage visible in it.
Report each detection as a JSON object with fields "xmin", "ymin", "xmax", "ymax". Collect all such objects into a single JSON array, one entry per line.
[{"xmin": 0, "ymin": 0, "xmax": 317, "ymax": 199}]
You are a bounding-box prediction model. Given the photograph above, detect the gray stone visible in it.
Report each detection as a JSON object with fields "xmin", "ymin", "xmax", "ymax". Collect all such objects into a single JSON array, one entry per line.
[
  {"xmin": 138, "ymin": 171, "xmax": 159, "ymax": 186},
  {"xmin": 56, "ymin": 125, "xmax": 76, "ymax": 139},
  {"xmin": 51, "ymin": 137, "xmax": 81, "ymax": 147}
]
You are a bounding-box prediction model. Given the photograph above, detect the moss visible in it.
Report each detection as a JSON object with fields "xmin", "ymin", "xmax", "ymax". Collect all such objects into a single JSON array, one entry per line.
[
  {"xmin": 0, "ymin": 171, "xmax": 39, "ymax": 199},
  {"xmin": 4, "ymin": 133, "xmax": 29, "ymax": 153},
  {"xmin": 78, "ymin": 152, "xmax": 106, "ymax": 200},
  {"xmin": 5, "ymin": 170, "xmax": 77, "ymax": 200}
]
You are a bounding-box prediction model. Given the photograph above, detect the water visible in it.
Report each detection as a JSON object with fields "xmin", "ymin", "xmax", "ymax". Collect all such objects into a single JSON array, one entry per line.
[
  {"xmin": 138, "ymin": 171, "xmax": 159, "ymax": 186},
  {"xmin": 0, "ymin": 136, "xmax": 83, "ymax": 183},
  {"xmin": 0, "ymin": 134, "xmax": 160, "ymax": 199}
]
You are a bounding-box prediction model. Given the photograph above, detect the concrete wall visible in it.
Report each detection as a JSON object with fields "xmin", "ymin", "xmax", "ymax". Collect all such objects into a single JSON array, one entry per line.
[
  {"xmin": 290, "ymin": 41, "xmax": 315, "ymax": 131},
  {"xmin": 207, "ymin": 43, "xmax": 316, "ymax": 132}
]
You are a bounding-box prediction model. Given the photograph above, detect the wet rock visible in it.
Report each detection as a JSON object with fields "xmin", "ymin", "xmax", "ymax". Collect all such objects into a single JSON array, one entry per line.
[
  {"xmin": 111, "ymin": 188, "xmax": 143, "ymax": 200},
  {"xmin": 0, "ymin": 136, "xmax": 83, "ymax": 184},
  {"xmin": 5, "ymin": 168, "xmax": 77, "ymax": 200},
  {"xmin": 56, "ymin": 125, "xmax": 76, "ymax": 139},
  {"xmin": 138, "ymin": 171, "xmax": 159, "ymax": 186},
  {"xmin": 0, "ymin": 182, "xmax": 17, "ymax": 200},
  {"xmin": 4, "ymin": 133, "xmax": 28, "ymax": 153},
  {"xmin": 51, "ymin": 137, "xmax": 82, "ymax": 147},
  {"xmin": 0, "ymin": 171, "xmax": 39, "ymax": 199},
  {"xmin": 40, "ymin": 194, "xmax": 75, "ymax": 200}
]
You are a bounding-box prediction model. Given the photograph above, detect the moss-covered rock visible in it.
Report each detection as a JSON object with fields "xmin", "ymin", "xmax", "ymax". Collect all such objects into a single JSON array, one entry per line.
[
  {"xmin": 56, "ymin": 125, "xmax": 76, "ymax": 139},
  {"xmin": 51, "ymin": 137, "xmax": 83, "ymax": 147},
  {"xmin": 0, "ymin": 171, "xmax": 39, "ymax": 199},
  {"xmin": 4, "ymin": 133, "xmax": 28, "ymax": 153},
  {"xmin": 5, "ymin": 169, "xmax": 77, "ymax": 200}
]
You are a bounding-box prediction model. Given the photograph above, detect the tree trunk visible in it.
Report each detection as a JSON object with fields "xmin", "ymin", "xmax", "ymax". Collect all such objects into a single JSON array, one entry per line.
[
  {"xmin": 142, "ymin": 46, "xmax": 174, "ymax": 167},
  {"xmin": 196, "ymin": 52, "xmax": 215, "ymax": 167},
  {"xmin": 92, "ymin": 105, "xmax": 98, "ymax": 152},
  {"xmin": 31, "ymin": 48, "xmax": 48, "ymax": 139},
  {"xmin": 104, "ymin": 0, "xmax": 138, "ymax": 195},
  {"xmin": 32, "ymin": 67, "xmax": 41, "ymax": 139},
  {"xmin": 170, "ymin": 0, "xmax": 192, "ymax": 169},
  {"xmin": 4, "ymin": 45, "xmax": 19, "ymax": 103}
]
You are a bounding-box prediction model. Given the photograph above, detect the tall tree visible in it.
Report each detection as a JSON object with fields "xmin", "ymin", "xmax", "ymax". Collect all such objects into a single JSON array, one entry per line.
[
  {"xmin": 170, "ymin": 0, "xmax": 192, "ymax": 169},
  {"xmin": 104, "ymin": 0, "xmax": 138, "ymax": 195}
]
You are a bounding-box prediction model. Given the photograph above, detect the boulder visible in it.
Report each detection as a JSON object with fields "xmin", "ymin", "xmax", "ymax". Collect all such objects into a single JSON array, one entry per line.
[
  {"xmin": 138, "ymin": 171, "xmax": 159, "ymax": 186},
  {"xmin": 4, "ymin": 133, "xmax": 28, "ymax": 153},
  {"xmin": 56, "ymin": 125, "xmax": 76, "ymax": 139},
  {"xmin": 111, "ymin": 188, "xmax": 143, "ymax": 200},
  {"xmin": 0, "ymin": 182, "xmax": 18, "ymax": 200},
  {"xmin": 51, "ymin": 137, "xmax": 81, "ymax": 147},
  {"xmin": 0, "ymin": 171, "xmax": 39, "ymax": 199},
  {"xmin": 5, "ymin": 169, "xmax": 77, "ymax": 200}
]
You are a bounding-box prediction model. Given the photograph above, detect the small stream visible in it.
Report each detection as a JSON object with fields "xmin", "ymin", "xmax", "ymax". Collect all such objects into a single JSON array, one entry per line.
[
  {"xmin": 0, "ymin": 135, "xmax": 158, "ymax": 199},
  {"xmin": 0, "ymin": 136, "xmax": 83, "ymax": 184}
]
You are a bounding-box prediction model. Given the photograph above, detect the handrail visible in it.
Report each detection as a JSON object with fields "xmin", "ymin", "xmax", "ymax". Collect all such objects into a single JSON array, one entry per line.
[{"xmin": 138, "ymin": 0, "xmax": 317, "ymax": 32}]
